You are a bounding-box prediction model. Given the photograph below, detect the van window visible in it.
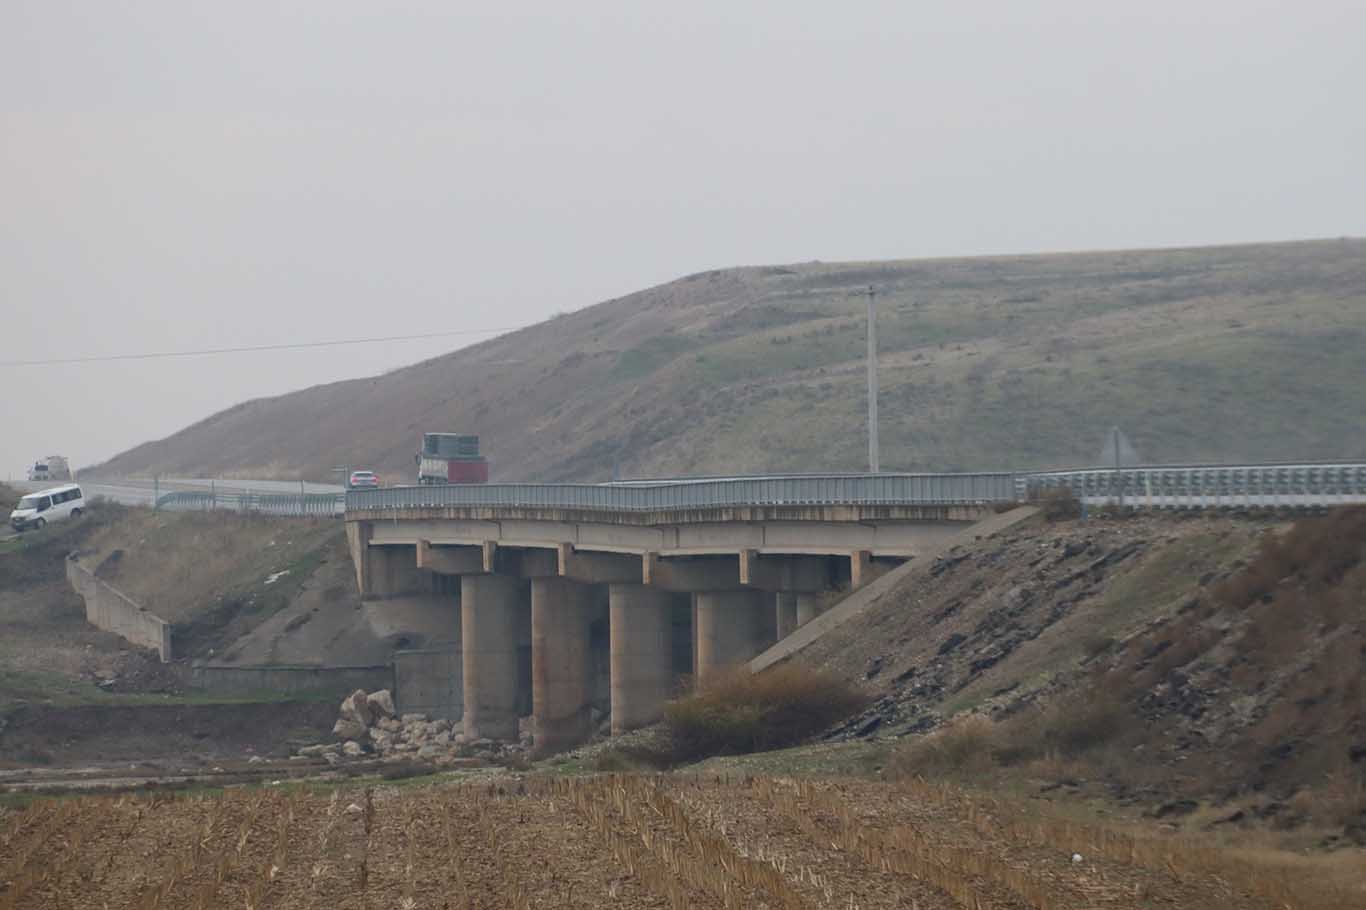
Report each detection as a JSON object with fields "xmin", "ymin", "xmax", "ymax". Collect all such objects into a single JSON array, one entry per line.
[
  {"xmin": 72, "ymin": 488, "xmax": 82, "ymax": 500},
  {"xmin": 38, "ymin": 497, "xmax": 51, "ymax": 512}
]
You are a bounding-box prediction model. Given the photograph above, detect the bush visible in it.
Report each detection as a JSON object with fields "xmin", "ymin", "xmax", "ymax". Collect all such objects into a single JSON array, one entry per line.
[
  {"xmin": 1037, "ymin": 487, "xmax": 1082, "ymax": 521},
  {"xmin": 663, "ymin": 664, "xmax": 870, "ymax": 763},
  {"xmin": 996, "ymin": 691, "xmax": 1131, "ymax": 764},
  {"xmin": 891, "ymin": 715, "xmax": 999, "ymax": 777},
  {"xmin": 590, "ymin": 743, "xmax": 672, "ymax": 773}
]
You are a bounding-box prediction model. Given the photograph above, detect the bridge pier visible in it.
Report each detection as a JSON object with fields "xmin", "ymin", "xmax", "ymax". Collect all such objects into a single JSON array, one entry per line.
[
  {"xmin": 461, "ymin": 574, "xmax": 527, "ymax": 741},
  {"xmin": 776, "ymin": 592, "xmax": 798, "ymax": 639},
  {"xmin": 796, "ymin": 592, "xmax": 826, "ymax": 626},
  {"xmin": 609, "ymin": 583, "xmax": 674, "ymax": 734},
  {"xmin": 695, "ymin": 590, "xmax": 770, "ymax": 685},
  {"xmin": 530, "ymin": 577, "xmax": 593, "ymax": 755}
]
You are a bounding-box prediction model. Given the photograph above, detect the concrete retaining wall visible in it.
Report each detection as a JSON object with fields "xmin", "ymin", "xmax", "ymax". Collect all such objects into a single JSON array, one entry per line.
[
  {"xmin": 188, "ymin": 663, "xmax": 393, "ymax": 696},
  {"xmin": 394, "ymin": 648, "xmax": 463, "ymax": 721},
  {"xmin": 67, "ymin": 556, "xmax": 173, "ymax": 662}
]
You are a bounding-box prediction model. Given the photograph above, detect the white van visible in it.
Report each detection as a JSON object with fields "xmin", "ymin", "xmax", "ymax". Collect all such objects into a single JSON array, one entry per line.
[{"xmin": 10, "ymin": 484, "xmax": 85, "ymax": 532}]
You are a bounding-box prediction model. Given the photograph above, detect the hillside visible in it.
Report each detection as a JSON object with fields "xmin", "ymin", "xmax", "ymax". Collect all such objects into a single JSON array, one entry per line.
[
  {"xmin": 791, "ymin": 507, "xmax": 1366, "ymax": 845},
  {"xmin": 91, "ymin": 239, "xmax": 1366, "ymax": 482}
]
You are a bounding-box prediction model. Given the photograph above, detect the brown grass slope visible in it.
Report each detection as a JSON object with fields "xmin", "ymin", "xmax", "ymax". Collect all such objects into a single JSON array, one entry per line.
[
  {"xmin": 798, "ymin": 507, "xmax": 1366, "ymax": 842},
  {"xmin": 88, "ymin": 238, "xmax": 1366, "ymax": 482}
]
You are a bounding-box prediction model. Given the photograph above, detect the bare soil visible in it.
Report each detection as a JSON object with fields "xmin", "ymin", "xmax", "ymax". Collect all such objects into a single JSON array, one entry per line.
[{"xmin": 0, "ymin": 701, "xmax": 335, "ymax": 768}]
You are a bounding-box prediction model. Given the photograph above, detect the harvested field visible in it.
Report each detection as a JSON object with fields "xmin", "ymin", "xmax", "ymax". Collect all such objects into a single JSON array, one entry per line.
[{"xmin": 2, "ymin": 775, "xmax": 1356, "ymax": 910}]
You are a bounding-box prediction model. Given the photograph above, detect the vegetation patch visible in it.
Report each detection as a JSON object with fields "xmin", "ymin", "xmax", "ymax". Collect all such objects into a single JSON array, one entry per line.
[{"xmin": 663, "ymin": 664, "xmax": 869, "ymax": 763}]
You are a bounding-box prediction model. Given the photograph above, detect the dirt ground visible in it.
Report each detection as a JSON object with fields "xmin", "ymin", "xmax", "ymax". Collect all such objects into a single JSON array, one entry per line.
[
  {"xmin": 2, "ymin": 773, "xmax": 1359, "ymax": 910},
  {"xmin": 0, "ymin": 701, "xmax": 336, "ymax": 768}
]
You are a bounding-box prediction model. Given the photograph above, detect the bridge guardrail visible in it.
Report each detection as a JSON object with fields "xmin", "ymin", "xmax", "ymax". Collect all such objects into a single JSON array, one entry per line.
[
  {"xmin": 1020, "ymin": 462, "xmax": 1366, "ymax": 507},
  {"xmin": 156, "ymin": 490, "xmax": 345, "ymax": 517},
  {"xmin": 148, "ymin": 463, "xmax": 1366, "ymax": 518},
  {"xmin": 346, "ymin": 473, "xmax": 1021, "ymax": 513}
]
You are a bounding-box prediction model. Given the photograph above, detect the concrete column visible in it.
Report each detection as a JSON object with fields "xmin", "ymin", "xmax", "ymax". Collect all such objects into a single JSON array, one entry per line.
[
  {"xmin": 757, "ymin": 595, "xmax": 778, "ymax": 651},
  {"xmin": 695, "ymin": 590, "xmax": 767, "ymax": 685},
  {"xmin": 366, "ymin": 545, "xmax": 429, "ymax": 599},
  {"xmin": 609, "ymin": 583, "xmax": 674, "ymax": 735},
  {"xmin": 531, "ymin": 577, "xmax": 593, "ymax": 755},
  {"xmin": 796, "ymin": 592, "xmax": 825, "ymax": 627},
  {"xmin": 776, "ymin": 593, "xmax": 798, "ymax": 639},
  {"xmin": 461, "ymin": 574, "xmax": 524, "ymax": 741}
]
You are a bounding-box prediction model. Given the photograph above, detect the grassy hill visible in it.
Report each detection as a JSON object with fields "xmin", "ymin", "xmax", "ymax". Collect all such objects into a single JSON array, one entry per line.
[{"xmin": 90, "ymin": 238, "xmax": 1366, "ymax": 482}]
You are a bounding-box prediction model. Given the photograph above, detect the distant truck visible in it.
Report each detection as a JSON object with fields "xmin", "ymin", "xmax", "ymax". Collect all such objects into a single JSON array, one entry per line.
[
  {"xmin": 27, "ymin": 455, "xmax": 71, "ymax": 483},
  {"xmin": 416, "ymin": 434, "xmax": 489, "ymax": 485}
]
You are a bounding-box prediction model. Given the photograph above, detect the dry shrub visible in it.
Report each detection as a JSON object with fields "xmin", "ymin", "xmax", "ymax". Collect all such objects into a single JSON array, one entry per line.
[
  {"xmin": 892, "ymin": 715, "xmax": 999, "ymax": 777},
  {"xmin": 590, "ymin": 743, "xmax": 672, "ymax": 773},
  {"xmin": 1215, "ymin": 506, "xmax": 1365, "ymax": 615},
  {"xmin": 663, "ymin": 663, "xmax": 870, "ymax": 762},
  {"xmin": 0, "ymin": 483, "xmax": 18, "ymax": 514},
  {"xmin": 1036, "ymin": 486, "xmax": 1082, "ymax": 521},
  {"xmin": 990, "ymin": 690, "xmax": 1132, "ymax": 768}
]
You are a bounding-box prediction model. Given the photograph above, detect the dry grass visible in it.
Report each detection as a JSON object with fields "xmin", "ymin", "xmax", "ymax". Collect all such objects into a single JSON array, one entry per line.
[
  {"xmin": 890, "ymin": 715, "xmax": 1000, "ymax": 777},
  {"xmin": 664, "ymin": 664, "xmax": 870, "ymax": 763},
  {"xmin": 0, "ymin": 483, "xmax": 18, "ymax": 514},
  {"xmin": 4, "ymin": 774, "xmax": 1357, "ymax": 909},
  {"xmin": 1035, "ymin": 486, "xmax": 1082, "ymax": 521},
  {"xmin": 894, "ymin": 693, "xmax": 1131, "ymax": 779}
]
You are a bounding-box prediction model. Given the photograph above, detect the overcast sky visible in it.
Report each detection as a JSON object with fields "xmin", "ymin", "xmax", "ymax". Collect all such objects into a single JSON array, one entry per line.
[{"xmin": 3, "ymin": 1, "xmax": 1363, "ymax": 480}]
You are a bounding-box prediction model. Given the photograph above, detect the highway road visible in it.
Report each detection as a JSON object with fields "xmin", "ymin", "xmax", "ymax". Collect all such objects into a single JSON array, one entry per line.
[{"xmin": 7, "ymin": 477, "xmax": 344, "ymax": 508}]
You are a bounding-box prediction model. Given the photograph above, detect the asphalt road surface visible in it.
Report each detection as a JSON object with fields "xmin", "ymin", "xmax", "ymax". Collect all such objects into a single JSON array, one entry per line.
[{"xmin": 8, "ymin": 476, "xmax": 344, "ymax": 507}]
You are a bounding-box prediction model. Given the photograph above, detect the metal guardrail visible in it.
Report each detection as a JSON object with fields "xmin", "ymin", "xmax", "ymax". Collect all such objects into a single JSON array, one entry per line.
[
  {"xmin": 149, "ymin": 463, "xmax": 1366, "ymax": 518},
  {"xmin": 346, "ymin": 473, "xmax": 1020, "ymax": 513},
  {"xmin": 348, "ymin": 463, "xmax": 1366, "ymax": 515},
  {"xmin": 1021, "ymin": 463, "xmax": 1366, "ymax": 507},
  {"xmin": 156, "ymin": 490, "xmax": 345, "ymax": 517}
]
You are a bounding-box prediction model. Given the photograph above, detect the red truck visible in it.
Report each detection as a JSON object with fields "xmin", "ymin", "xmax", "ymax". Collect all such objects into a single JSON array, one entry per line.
[{"xmin": 416, "ymin": 434, "xmax": 489, "ymax": 485}]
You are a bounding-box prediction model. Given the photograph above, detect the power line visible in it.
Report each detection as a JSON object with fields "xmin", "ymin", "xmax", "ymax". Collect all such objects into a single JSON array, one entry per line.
[{"xmin": 0, "ymin": 326, "xmax": 526, "ymax": 367}]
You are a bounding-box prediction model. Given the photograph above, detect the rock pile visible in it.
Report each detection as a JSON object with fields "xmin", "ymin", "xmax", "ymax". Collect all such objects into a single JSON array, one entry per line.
[{"xmin": 294, "ymin": 689, "xmax": 532, "ymax": 766}]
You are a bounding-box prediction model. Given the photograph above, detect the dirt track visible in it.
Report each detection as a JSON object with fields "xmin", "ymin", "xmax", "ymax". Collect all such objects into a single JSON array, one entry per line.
[{"xmin": 2, "ymin": 775, "xmax": 1343, "ymax": 910}]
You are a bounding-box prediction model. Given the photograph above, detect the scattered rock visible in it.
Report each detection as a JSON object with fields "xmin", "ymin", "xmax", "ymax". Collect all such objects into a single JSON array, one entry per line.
[
  {"xmin": 340, "ymin": 690, "xmax": 375, "ymax": 727},
  {"xmin": 333, "ymin": 718, "xmax": 367, "ymax": 741},
  {"xmin": 1152, "ymin": 799, "xmax": 1199, "ymax": 819},
  {"xmin": 366, "ymin": 689, "xmax": 396, "ymax": 719}
]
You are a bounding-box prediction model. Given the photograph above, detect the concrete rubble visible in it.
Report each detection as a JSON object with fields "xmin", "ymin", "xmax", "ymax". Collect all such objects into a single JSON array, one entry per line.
[{"xmin": 296, "ymin": 688, "xmax": 533, "ymax": 767}]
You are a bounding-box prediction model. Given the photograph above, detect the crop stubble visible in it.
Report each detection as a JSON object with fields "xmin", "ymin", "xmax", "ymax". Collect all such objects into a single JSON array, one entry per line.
[{"xmin": 0, "ymin": 775, "xmax": 1345, "ymax": 910}]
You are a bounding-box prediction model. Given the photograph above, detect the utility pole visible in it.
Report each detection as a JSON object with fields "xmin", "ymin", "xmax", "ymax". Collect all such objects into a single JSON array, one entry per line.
[{"xmin": 866, "ymin": 285, "xmax": 880, "ymax": 473}]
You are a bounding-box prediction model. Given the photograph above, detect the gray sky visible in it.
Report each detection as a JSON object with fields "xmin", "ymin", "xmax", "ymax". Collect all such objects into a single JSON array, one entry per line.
[{"xmin": 3, "ymin": 0, "xmax": 1363, "ymax": 479}]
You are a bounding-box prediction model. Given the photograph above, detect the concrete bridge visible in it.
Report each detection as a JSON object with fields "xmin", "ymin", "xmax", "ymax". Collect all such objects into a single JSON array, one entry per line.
[
  {"xmin": 341, "ymin": 463, "xmax": 1366, "ymax": 752},
  {"xmin": 344, "ymin": 474, "xmax": 1019, "ymax": 752}
]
